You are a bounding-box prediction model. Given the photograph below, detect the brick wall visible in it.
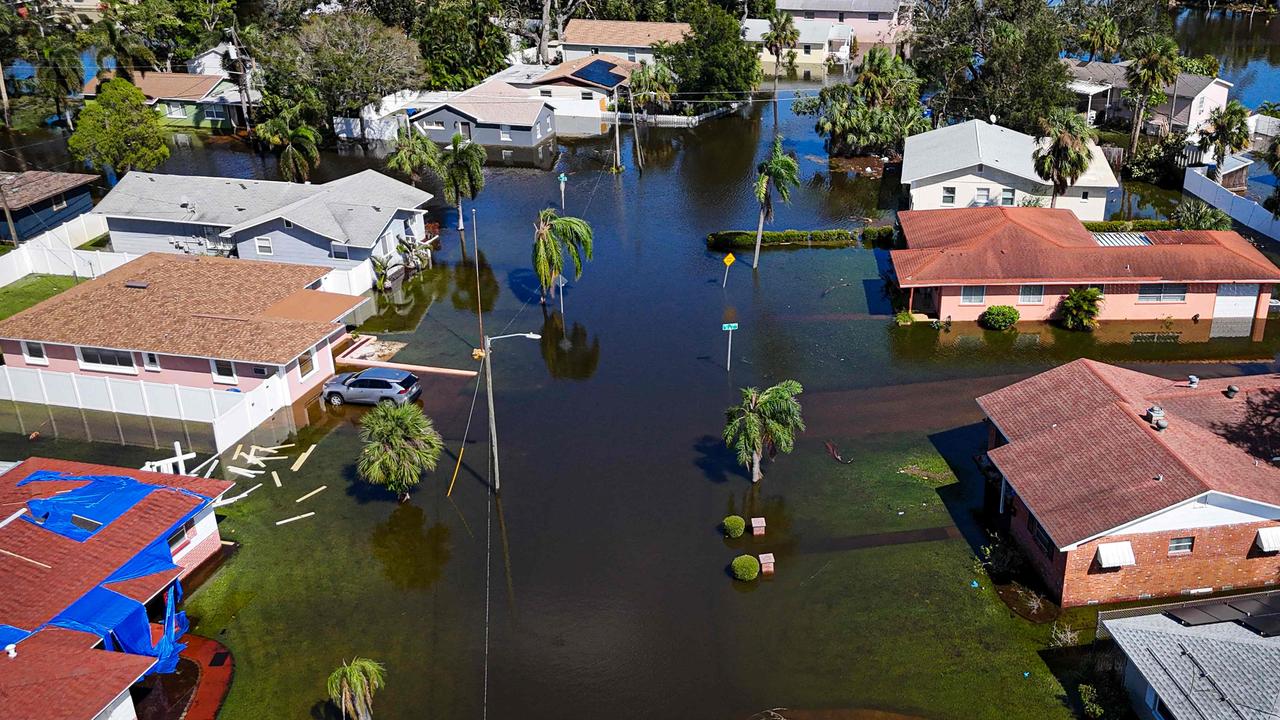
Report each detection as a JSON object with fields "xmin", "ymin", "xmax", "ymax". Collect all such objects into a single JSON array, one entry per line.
[
  {"xmin": 1060, "ymin": 521, "xmax": 1280, "ymax": 606},
  {"xmin": 1005, "ymin": 495, "xmax": 1068, "ymax": 598},
  {"xmin": 175, "ymin": 528, "xmax": 222, "ymax": 578}
]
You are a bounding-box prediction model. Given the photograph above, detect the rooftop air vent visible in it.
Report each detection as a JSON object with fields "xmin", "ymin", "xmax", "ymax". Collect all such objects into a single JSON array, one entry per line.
[
  {"xmin": 1188, "ymin": 375, "xmax": 1200, "ymax": 388},
  {"xmin": 1226, "ymin": 385, "xmax": 1240, "ymax": 399},
  {"xmin": 1148, "ymin": 405, "xmax": 1165, "ymax": 423},
  {"xmin": 124, "ymin": 280, "xmax": 149, "ymax": 289},
  {"xmin": 1154, "ymin": 418, "xmax": 1169, "ymax": 432}
]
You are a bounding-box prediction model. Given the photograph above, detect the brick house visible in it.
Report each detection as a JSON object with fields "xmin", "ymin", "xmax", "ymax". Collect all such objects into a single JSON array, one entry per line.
[
  {"xmin": 976, "ymin": 359, "xmax": 1280, "ymax": 607},
  {"xmin": 892, "ymin": 207, "xmax": 1280, "ymax": 337}
]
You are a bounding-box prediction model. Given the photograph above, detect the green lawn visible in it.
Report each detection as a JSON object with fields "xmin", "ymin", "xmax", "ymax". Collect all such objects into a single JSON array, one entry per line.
[
  {"xmin": 78, "ymin": 234, "xmax": 112, "ymax": 250},
  {"xmin": 0, "ymin": 274, "xmax": 79, "ymax": 319}
]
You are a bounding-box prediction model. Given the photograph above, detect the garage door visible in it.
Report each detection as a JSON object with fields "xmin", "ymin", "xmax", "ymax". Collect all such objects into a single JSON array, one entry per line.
[{"xmin": 1214, "ymin": 283, "xmax": 1259, "ymax": 318}]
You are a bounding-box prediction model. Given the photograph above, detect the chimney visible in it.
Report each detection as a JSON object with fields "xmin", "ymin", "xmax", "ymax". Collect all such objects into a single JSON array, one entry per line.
[
  {"xmin": 1188, "ymin": 375, "xmax": 1200, "ymax": 388},
  {"xmin": 1226, "ymin": 385, "xmax": 1240, "ymax": 399}
]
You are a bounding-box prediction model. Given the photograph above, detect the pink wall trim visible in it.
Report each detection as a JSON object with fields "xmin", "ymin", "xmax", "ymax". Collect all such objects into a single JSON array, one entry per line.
[
  {"xmin": 933, "ymin": 283, "xmax": 1254, "ymax": 322},
  {"xmin": 284, "ymin": 334, "xmax": 338, "ymax": 402},
  {"xmin": 0, "ymin": 340, "xmax": 271, "ymax": 390},
  {"xmin": 789, "ymin": 10, "xmax": 907, "ymax": 44}
]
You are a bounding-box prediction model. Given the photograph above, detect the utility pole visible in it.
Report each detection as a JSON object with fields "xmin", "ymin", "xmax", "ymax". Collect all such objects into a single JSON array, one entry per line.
[
  {"xmin": 481, "ymin": 332, "xmax": 541, "ymax": 494},
  {"xmin": 612, "ymin": 86, "xmax": 622, "ymax": 172},
  {"xmin": 0, "ymin": 178, "xmax": 19, "ymax": 246},
  {"xmin": 627, "ymin": 85, "xmax": 644, "ymax": 171},
  {"xmin": 226, "ymin": 27, "xmax": 253, "ymax": 133}
]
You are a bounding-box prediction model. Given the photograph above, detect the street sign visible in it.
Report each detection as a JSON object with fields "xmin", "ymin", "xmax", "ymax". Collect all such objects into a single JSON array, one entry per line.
[
  {"xmin": 723, "ymin": 253, "xmax": 736, "ymax": 267},
  {"xmin": 558, "ymin": 173, "xmax": 568, "ymax": 183},
  {"xmin": 722, "ymin": 323, "xmax": 739, "ymax": 331}
]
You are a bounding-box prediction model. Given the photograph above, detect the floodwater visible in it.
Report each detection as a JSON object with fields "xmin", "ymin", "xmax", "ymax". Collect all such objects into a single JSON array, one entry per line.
[
  {"xmin": 0, "ymin": 13, "xmax": 1278, "ymax": 720},
  {"xmin": 1176, "ymin": 7, "xmax": 1280, "ymax": 110}
]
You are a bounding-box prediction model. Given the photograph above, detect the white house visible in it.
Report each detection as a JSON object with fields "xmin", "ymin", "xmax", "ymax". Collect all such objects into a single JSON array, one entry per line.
[
  {"xmin": 1064, "ymin": 59, "xmax": 1232, "ymax": 138},
  {"xmin": 560, "ymin": 19, "xmax": 690, "ymax": 63},
  {"xmin": 901, "ymin": 119, "xmax": 1120, "ymax": 222},
  {"xmin": 185, "ymin": 42, "xmax": 232, "ymax": 76},
  {"xmin": 492, "ymin": 54, "xmax": 637, "ymax": 137},
  {"xmin": 774, "ymin": 0, "xmax": 910, "ymax": 52},
  {"xmin": 742, "ymin": 18, "xmax": 853, "ymax": 80}
]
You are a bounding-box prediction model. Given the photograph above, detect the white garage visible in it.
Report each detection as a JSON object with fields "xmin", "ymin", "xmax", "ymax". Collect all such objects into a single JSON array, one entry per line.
[{"xmin": 1213, "ymin": 283, "xmax": 1259, "ymax": 318}]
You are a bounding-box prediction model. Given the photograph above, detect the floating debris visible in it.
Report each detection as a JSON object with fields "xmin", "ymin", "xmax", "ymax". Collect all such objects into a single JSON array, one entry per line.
[
  {"xmin": 295, "ymin": 485, "xmax": 327, "ymax": 503},
  {"xmin": 275, "ymin": 512, "xmax": 315, "ymax": 526}
]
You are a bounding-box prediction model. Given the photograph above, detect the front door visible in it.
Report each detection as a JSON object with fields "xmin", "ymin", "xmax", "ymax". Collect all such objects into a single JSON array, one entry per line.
[{"xmin": 1213, "ymin": 283, "xmax": 1259, "ymax": 318}]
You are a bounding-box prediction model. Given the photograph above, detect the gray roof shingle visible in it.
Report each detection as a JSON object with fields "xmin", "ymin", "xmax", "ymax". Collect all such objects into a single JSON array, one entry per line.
[{"xmin": 900, "ymin": 119, "xmax": 1118, "ymax": 188}]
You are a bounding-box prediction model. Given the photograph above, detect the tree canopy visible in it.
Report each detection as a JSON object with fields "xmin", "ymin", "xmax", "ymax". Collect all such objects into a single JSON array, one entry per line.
[
  {"xmin": 296, "ymin": 11, "xmax": 424, "ymax": 125},
  {"xmin": 413, "ymin": 0, "xmax": 510, "ymax": 90},
  {"xmin": 68, "ymin": 78, "xmax": 170, "ymax": 174},
  {"xmin": 655, "ymin": 0, "xmax": 759, "ymax": 105}
]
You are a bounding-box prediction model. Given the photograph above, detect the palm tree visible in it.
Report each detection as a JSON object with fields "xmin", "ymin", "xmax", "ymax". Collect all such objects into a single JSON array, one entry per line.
[
  {"xmin": 92, "ymin": 17, "xmax": 157, "ymax": 83},
  {"xmin": 327, "ymin": 657, "xmax": 386, "ymax": 720},
  {"xmin": 1171, "ymin": 199, "xmax": 1232, "ymax": 230},
  {"xmin": 853, "ymin": 47, "xmax": 902, "ymax": 106},
  {"xmin": 751, "ymin": 136, "xmax": 800, "ymax": 270},
  {"xmin": 1198, "ymin": 99, "xmax": 1251, "ymax": 182},
  {"xmin": 722, "ymin": 380, "xmax": 805, "ymax": 484},
  {"xmin": 761, "ymin": 9, "xmax": 799, "ymax": 103},
  {"xmin": 370, "ymin": 256, "xmax": 403, "ymax": 292},
  {"xmin": 1059, "ymin": 286, "xmax": 1103, "ymax": 331},
  {"xmin": 254, "ymin": 103, "xmax": 321, "ymax": 183},
  {"xmin": 531, "ymin": 208, "xmax": 593, "ymax": 305},
  {"xmin": 356, "ymin": 402, "xmax": 443, "ymax": 502},
  {"xmin": 1080, "ymin": 16, "xmax": 1119, "ymax": 62},
  {"xmin": 29, "ymin": 32, "xmax": 83, "ymax": 130},
  {"xmin": 1258, "ymin": 101, "xmax": 1280, "ymax": 118},
  {"xmin": 1032, "ymin": 108, "xmax": 1098, "ymax": 208},
  {"xmin": 439, "ymin": 132, "xmax": 486, "ymax": 231},
  {"xmin": 385, "ymin": 123, "xmax": 441, "ymax": 187},
  {"xmin": 1123, "ymin": 35, "xmax": 1180, "ymax": 155},
  {"xmin": 628, "ymin": 60, "xmax": 677, "ymax": 113}
]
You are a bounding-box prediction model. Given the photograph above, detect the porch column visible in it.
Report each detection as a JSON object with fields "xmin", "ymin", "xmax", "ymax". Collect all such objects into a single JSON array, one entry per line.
[{"xmin": 1253, "ymin": 286, "xmax": 1272, "ymax": 342}]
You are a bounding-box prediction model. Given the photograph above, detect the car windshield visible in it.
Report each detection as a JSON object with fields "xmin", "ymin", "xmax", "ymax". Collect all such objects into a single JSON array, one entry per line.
[{"xmin": 396, "ymin": 376, "xmax": 417, "ymax": 389}]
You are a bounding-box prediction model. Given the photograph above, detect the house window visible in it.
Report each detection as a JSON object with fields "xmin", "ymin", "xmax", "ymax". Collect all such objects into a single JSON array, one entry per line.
[
  {"xmin": 502, "ymin": 149, "xmax": 514, "ymax": 161},
  {"xmin": 535, "ymin": 124, "xmax": 542, "ymax": 140},
  {"xmin": 203, "ymin": 105, "xmax": 226, "ymax": 120},
  {"xmin": 627, "ymin": 49, "xmax": 636, "ymax": 62},
  {"xmin": 500, "ymin": 126, "xmax": 512, "ymax": 142},
  {"xmin": 164, "ymin": 102, "xmax": 185, "ymax": 118},
  {"xmin": 942, "ymin": 186, "xmax": 956, "ymax": 205},
  {"xmin": 252, "ymin": 366, "xmax": 270, "ymax": 377},
  {"xmin": 580, "ymin": 91, "xmax": 593, "ymax": 101},
  {"xmin": 1138, "ymin": 283, "xmax": 1187, "ymax": 303},
  {"xmin": 1198, "ymin": 97, "xmax": 1205, "ymax": 113},
  {"xmin": 1019, "ymin": 285, "xmax": 1044, "ymax": 304},
  {"xmin": 590, "ymin": 47, "xmax": 599, "ymax": 54},
  {"xmin": 869, "ymin": 12, "xmax": 880, "ymax": 20},
  {"xmin": 50, "ymin": 193, "xmax": 67, "ymax": 211},
  {"xmin": 210, "ymin": 358, "xmax": 237, "ymax": 384},
  {"xmin": 331, "ymin": 243, "xmax": 349, "ymax": 260},
  {"xmin": 960, "ymin": 286, "xmax": 985, "ymax": 305},
  {"xmin": 142, "ymin": 352, "xmax": 161, "ymax": 371},
  {"xmin": 976, "ymin": 187, "xmax": 990, "ymax": 204},
  {"xmin": 20, "ymin": 341, "xmax": 47, "ymax": 366},
  {"xmin": 254, "ymin": 236, "xmax": 273, "ymax": 256},
  {"xmin": 1027, "ymin": 514, "xmax": 1055, "ymax": 557},
  {"xmin": 78, "ymin": 346, "xmax": 136, "ymax": 373},
  {"xmin": 804, "ymin": 10, "xmax": 814, "ymax": 18},
  {"xmin": 1081, "ymin": 191, "xmax": 1090, "ymax": 201},
  {"xmin": 540, "ymin": 89, "xmax": 552, "ymax": 97},
  {"xmin": 1001, "ymin": 188, "xmax": 1015, "ymax": 206},
  {"xmin": 423, "ymin": 120, "xmax": 445, "ymax": 130},
  {"xmin": 1169, "ymin": 536, "xmax": 1194, "ymax": 554},
  {"xmin": 167, "ymin": 517, "xmax": 196, "ymax": 552},
  {"xmin": 283, "ymin": 219, "xmax": 293, "ymax": 229},
  {"xmin": 297, "ymin": 348, "xmax": 316, "ymax": 380},
  {"xmin": 803, "ymin": 44, "xmax": 812, "ymax": 55}
]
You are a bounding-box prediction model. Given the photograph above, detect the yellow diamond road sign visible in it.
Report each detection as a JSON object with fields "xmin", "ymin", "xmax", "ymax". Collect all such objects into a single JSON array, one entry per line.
[{"xmin": 723, "ymin": 253, "xmax": 736, "ymax": 267}]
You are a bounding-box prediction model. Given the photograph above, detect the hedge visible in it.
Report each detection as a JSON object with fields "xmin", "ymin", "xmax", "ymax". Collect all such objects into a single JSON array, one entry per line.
[
  {"xmin": 731, "ymin": 554, "xmax": 761, "ymax": 581},
  {"xmin": 980, "ymin": 305, "xmax": 1019, "ymax": 331},
  {"xmin": 1081, "ymin": 219, "xmax": 1178, "ymax": 232},
  {"xmin": 706, "ymin": 227, "xmax": 893, "ymax": 251},
  {"xmin": 722, "ymin": 515, "xmax": 746, "ymax": 538}
]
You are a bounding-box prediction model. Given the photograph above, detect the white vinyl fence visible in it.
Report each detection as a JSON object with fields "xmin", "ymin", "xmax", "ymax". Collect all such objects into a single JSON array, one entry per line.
[
  {"xmin": 0, "ymin": 215, "xmax": 139, "ymax": 289},
  {"xmin": 319, "ymin": 260, "xmax": 376, "ymax": 295},
  {"xmin": 0, "ymin": 365, "xmax": 283, "ymax": 452},
  {"xmin": 1184, "ymin": 166, "xmax": 1280, "ymax": 242}
]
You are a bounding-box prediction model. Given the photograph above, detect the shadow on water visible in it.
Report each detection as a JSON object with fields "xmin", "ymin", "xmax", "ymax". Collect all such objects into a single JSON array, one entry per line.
[
  {"xmin": 369, "ymin": 503, "xmax": 453, "ymax": 590},
  {"xmin": 537, "ymin": 307, "xmax": 601, "ymax": 381},
  {"xmin": 694, "ymin": 433, "xmax": 749, "ymax": 484}
]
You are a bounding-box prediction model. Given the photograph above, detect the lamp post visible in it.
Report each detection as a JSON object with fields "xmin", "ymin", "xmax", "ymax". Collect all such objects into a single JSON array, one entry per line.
[{"xmin": 482, "ymin": 332, "xmax": 540, "ymax": 494}]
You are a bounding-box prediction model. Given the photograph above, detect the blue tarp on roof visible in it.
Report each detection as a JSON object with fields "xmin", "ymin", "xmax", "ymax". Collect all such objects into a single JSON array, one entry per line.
[
  {"xmin": 19, "ymin": 470, "xmax": 159, "ymax": 541},
  {"xmin": 106, "ymin": 536, "xmax": 181, "ymax": 585}
]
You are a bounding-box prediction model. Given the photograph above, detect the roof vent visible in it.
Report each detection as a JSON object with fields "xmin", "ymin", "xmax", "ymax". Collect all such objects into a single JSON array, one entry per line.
[
  {"xmin": 1147, "ymin": 405, "xmax": 1165, "ymax": 423},
  {"xmin": 124, "ymin": 280, "xmax": 149, "ymax": 289},
  {"xmin": 1187, "ymin": 374, "xmax": 1199, "ymax": 388},
  {"xmin": 1226, "ymin": 385, "xmax": 1240, "ymax": 399},
  {"xmin": 4, "ymin": 643, "xmax": 13, "ymax": 659},
  {"xmin": 1154, "ymin": 418, "xmax": 1168, "ymax": 432}
]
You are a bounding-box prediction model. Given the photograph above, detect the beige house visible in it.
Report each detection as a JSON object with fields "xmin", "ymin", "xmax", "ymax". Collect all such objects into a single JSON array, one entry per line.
[{"xmin": 742, "ymin": 18, "xmax": 853, "ymax": 80}]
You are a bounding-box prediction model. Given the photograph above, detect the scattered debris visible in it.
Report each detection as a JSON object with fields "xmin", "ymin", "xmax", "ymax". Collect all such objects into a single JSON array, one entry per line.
[
  {"xmin": 290, "ymin": 445, "xmax": 317, "ymax": 472},
  {"xmin": 275, "ymin": 512, "xmax": 315, "ymax": 526},
  {"xmin": 213, "ymin": 483, "xmax": 263, "ymax": 507},
  {"xmin": 824, "ymin": 441, "xmax": 856, "ymax": 464},
  {"xmin": 295, "ymin": 485, "xmax": 327, "ymax": 503},
  {"xmin": 820, "ymin": 282, "xmax": 851, "ymax": 299},
  {"xmin": 227, "ymin": 467, "xmax": 260, "ymax": 479},
  {"xmin": 271, "ymin": 471, "xmax": 282, "ymax": 488},
  {"xmin": 898, "ymin": 463, "xmax": 953, "ymax": 486}
]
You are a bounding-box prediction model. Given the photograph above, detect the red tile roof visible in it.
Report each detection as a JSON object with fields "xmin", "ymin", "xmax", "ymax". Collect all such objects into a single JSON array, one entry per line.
[
  {"xmin": 977, "ymin": 359, "xmax": 1280, "ymax": 547},
  {"xmin": 0, "ymin": 458, "xmax": 232, "ymax": 632},
  {"xmin": 561, "ymin": 19, "xmax": 690, "ymax": 47},
  {"xmin": 0, "ymin": 626, "xmax": 156, "ymax": 720},
  {"xmin": 892, "ymin": 207, "xmax": 1280, "ymax": 288},
  {"xmin": 83, "ymin": 71, "xmax": 222, "ymax": 103}
]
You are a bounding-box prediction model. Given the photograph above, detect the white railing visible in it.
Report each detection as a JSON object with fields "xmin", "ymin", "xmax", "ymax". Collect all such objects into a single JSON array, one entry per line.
[
  {"xmin": 0, "ymin": 365, "xmax": 283, "ymax": 452},
  {"xmin": 1184, "ymin": 166, "xmax": 1280, "ymax": 242},
  {"xmin": 0, "ymin": 215, "xmax": 139, "ymax": 289}
]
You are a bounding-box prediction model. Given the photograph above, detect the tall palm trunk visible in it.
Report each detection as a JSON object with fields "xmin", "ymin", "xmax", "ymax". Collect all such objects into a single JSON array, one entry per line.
[
  {"xmin": 0, "ymin": 60, "xmax": 10, "ymax": 129},
  {"xmin": 751, "ymin": 450, "xmax": 762, "ymax": 483},
  {"xmin": 456, "ymin": 199, "xmax": 465, "ymax": 231},
  {"xmin": 1128, "ymin": 101, "xmax": 1145, "ymax": 155},
  {"xmin": 752, "ymin": 204, "xmax": 766, "ymax": 269},
  {"xmin": 1050, "ymin": 191, "xmax": 1058, "ymax": 209},
  {"xmin": 772, "ymin": 61, "xmax": 780, "ymax": 130}
]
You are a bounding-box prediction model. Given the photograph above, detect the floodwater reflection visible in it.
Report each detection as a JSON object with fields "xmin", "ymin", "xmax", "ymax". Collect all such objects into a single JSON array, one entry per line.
[
  {"xmin": 369, "ymin": 503, "xmax": 452, "ymax": 590},
  {"xmin": 537, "ymin": 308, "xmax": 601, "ymax": 381}
]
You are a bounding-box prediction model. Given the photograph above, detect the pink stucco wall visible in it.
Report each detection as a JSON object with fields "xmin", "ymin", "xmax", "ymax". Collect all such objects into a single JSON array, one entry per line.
[
  {"xmin": 930, "ymin": 283, "xmax": 1267, "ymax": 322},
  {"xmin": 0, "ymin": 340, "xmax": 277, "ymax": 390},
  {"xmin": 284, "ymin": 332, "xmax": 341, "ymax": 402}
]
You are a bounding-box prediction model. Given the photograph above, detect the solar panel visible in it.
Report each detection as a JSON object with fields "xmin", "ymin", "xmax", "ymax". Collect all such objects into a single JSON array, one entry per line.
[
  {"xmin": 1199, "ymin": 603, "xmax": 1247, "ymax": 622},
  {"xmin": 574, "ymin": 60, "xmax": 625, "ymax": 89},
  {"xmin": 1258, "ymin": 596, "xmax": 1280, "ymax": 614},
  {"xmin": 1240, "ymin": 614, "xmax": 1280, "ymax": 637},
  {"xmin": 1229, "ymin": 598, "xmax": 1272, "ymax": 616},
  {"xmin": 1166, "ymin": 606, "xmax": 1222, "ymax": 626}
]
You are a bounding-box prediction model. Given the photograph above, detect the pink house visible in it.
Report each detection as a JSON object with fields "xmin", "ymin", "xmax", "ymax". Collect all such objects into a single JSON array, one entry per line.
[
  {"xmin": 775, "ymin": 0, "xmax": 910, "ymax": 51},
  {"xmin": 893, "ymin": 207, "xmax": 1280, "ymax": 335},
  {"xmin": 0, "ymin": 253, "xmax": 367, "ymax": 413}
]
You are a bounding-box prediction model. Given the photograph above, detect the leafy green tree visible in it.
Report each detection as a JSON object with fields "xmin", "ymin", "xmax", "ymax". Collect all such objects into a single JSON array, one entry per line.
[
  {"xmin": 655, "ymin": 0, "xmax": 758, "ymax": 105},
  {"xmin": 1059, "ymin": 286, "xmax": 1103, "ymax": 331},
  {"xmin": 723, "ymin": 379, "xmax": 805, "ymax": 484},
  {"xmin": 628, "ymin": 60, "xmax": 677, "ymax": 112},
  {"xmin": 1198, "ymin": 99, "xmax": 1251, "ymax": 182},
  {"xmin": 1171, "ymin": 200, "xmax": 1232, "ymax": 231},
  {"xmin": 1079, "ymin": 16, "xmax": 1118, "ymax": 62},
  {"xmin": 794, "ymin": 51, "xmax": 927, "ymax": 158},
  {"xmin": 370, "ymin": 255, "xmax": 403, "ymax": 292},
  {"xmin": 761, "ymin": 9, "xmax": 798, "ymax": 100},
  {"xmin": 414, "ymin": 0, "xmax": 510, "ymax": 90},
  {"xmin": 1259, "ymin": 101, "xmax": 1280, "ymax": 119},
  {"xmin": 531, "ymin": 209, "xmax": 594, "ymax": 304},
  {"xmin": 1123, "ymin": 34, "xmax": 1179, "ymax": 155},
  {"xmin": 1033, "ymin": 108, "xmax": 1098, "ymax": 208},
  {"xmin": 438, "ymin": 133, "xmax": 486, "ymax": 231},
  {"xmin": 357, "ymin": 402, "xmax": 443, "ymax": 502},
  {"xmin": 68, "ymin": 79, "xmax": 170, "ymax": 173},
  {"xmin": 1176, "ymin": 53, "xmax": 1220, "ymax": 78},
  {"xmin": 88, "ymin": 9, "xmax": 159, "ymax": 82},
  {"xmin": 385, "ymin": 124, "xmax": 441, "ymax": 186},
  {"xmin": 23, "ymin": 13, "xmax": 84, "ymax": 130},
  {"xmin": 327, "ymin": 657, "xmax": 386, "ymax": 720},
  {"xmin": 751, "ymin": 136, "xmax": 799, "ymax": 270},
  {"xmin": 254, "ymin": 100, "xmax": 321, "ymax": 182},
  {"xmin": 0, "ymin": 2, "xmax": 22, "ymax": 127}
]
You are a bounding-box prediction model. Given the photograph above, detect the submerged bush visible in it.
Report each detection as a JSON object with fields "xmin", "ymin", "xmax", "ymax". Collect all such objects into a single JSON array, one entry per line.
[
  {"xmin": 861, "ymin": 225, "xmax": 898, "ymax": 248},
  {"xmin": 980, "ymin": 305, "xmax": 1020, "ymax": 331},
  {"xmin": 731, "ymin": 554, "xmax": 760, "ymax": 581},
  {"xmin": 894, "ymin": 310, "xmax": 914, "ymax": 326},
  {"xmin": 1059, "ymin": 286, "xmax": 1103, "ymax": 332},
  {"xmin": 722, "ymin": 515, "xmax": 746, "ymax": 538},
  {"xmin": 705, "ymin": 229, "xmax": 856, "ymax": 250}
]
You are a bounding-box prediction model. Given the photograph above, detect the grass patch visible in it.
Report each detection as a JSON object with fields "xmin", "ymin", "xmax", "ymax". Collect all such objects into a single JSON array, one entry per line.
[
  {"xmin": 78, "ymin": 233, "xmax": 111, "ymax": 250},
  {"xmin": 0, "ymin": 274, "xmax": 78, "ymax": 319}
]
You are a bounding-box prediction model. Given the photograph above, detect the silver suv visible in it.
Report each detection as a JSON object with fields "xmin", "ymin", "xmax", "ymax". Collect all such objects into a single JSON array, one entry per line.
[{"xmin": 323, "ymin": 368, "xmax": 421, "ymax": 406}]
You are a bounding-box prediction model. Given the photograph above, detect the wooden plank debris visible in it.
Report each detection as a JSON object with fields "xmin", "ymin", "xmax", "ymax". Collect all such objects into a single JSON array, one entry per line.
[
  {"xmin": 275, "ymin": 512, "xmax": 315, "ymax": 526},
  {"xmin": 272, "ymin": 471, "xmax": 282, "ymax": 488},
  {"xmin": 290, "ymin": 444, "xmax": 317, "ymax": 472},
  {"xmin": 295, "ymin": 485, "xmax": 327, "ymax": 503}
]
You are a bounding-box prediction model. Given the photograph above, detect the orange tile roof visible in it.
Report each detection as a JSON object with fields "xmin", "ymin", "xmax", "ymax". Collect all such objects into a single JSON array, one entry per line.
[
  {"xmin": 978, "ymin": 360, "xmax": 1280, "ymax": 546},
  {"xmin": 0, "ymin": 253, "xmax": 352, "ymax": 364},
  {"xmin": 83, "ymin": 71, "xmax": 222, "ymax": 103},
  {"xmin": 0, "ymin": 626, "xmax": 156, "ymax": 720},
  {"xmin": 892, "ymin": 207, "xmax": 1280, "ymax": 287},
  {"xmin": 561, "ymin": 19, "xmax": 690, "ymax": 47}
]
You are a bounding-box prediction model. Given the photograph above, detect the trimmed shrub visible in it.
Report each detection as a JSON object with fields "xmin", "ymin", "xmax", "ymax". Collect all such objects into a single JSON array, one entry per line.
[
  {"xmin": 1081, "ymin": 219, "xmax": 1178, "ymax": 233},
  {"xmin": 980, "ymin": 305, "xmax": 1019, "ymax": 331},
  {"xmin": 722, "ymin": 515, "xmax": 746, "ymax": 538},
  {"xmin": 860, "ymin": 225, "xmax": 897, "ymax": 248},
  {"xmin": 705, "ymin": 229, "xmax": 857, "ymax": 251},
  {"xmin": 894, "ymin": 310, "xmax": 914, "ymax": 326},
  {"xmin": 731, "ymin": 554, "xmax": 761, "ymax": 581},
  {"xmin": 1059, "ymin": 286, "xmax": 1103, "ymax": 331}
]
